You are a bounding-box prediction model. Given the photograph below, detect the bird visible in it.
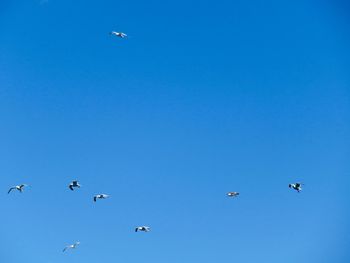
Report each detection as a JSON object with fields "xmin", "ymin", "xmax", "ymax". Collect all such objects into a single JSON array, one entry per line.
[
  {"xmin": 110, "ymin": 31, "xmax": 127, "ymax": 38},
  {"xmin": 227, "ymin": 192, "xmax": 240, "ymax": 197},
  {"xmin": 93, "ymin": 194, "xmax": 110, "ymax": 202},
  {"xmin": 8, "ymin": 184, "xmax": 28, "ymax": 194},
  {"xmin": 69, "ymin": 180, "xmax": 81, "ymax": 191},
  {"xmin": 289, "ymin": 183, "xmax": 303, "ymax": 192},
  {"xmin": 63, "ymin": 241, "xmax": 80, "ymax": 252},
  {"xmin": 135, "ymin": 226, "xmax": 150, "ymax": 232}
]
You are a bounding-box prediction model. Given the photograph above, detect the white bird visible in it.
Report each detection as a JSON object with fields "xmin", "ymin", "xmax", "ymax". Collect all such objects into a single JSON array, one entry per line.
[
  {"xmin": 227, "ymin": 192, "xmax": 240, "ymax": 197},
  {"xmin": 63, "ymin": 241, "xmax": 80, "ymax": 252},
  {"xmin": 8, "ymin": 184, "xmax": 28, "ymax": 194},
  {"xmin": 93, "ymin": 194, "xmax": 110, "ymax": 202},
  {"xmin": 69, "ymin": 180, "xmax": 81, "ymax": 191},
  {"xmin": 289, "ymin": 183, "xmax": 303, "ymax": 192},
  {"xmin": 110, "ymin": 31, "xmax": 127, "ymax": 38},
  {"xmin": 135, "ymin": 226, "xmax": 150, "ymax": 232}
]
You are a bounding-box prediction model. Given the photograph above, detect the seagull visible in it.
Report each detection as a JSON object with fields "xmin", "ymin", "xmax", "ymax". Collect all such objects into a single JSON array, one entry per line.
[
  {"xmin": 8, "ymin": 184, "xmax": 28, "ymax": 194},
  {"xmin": 63, "ymin": 241, "xmax": 80, "ymax": 252},
  {"xmin": 227, "ymin": 192, "xmax": 240, "ymax": 197},
  {"xmin": 289, "ymin": 183, "xmax": 303, "ymax": 192},
  {"xmin": 69, "ymin": 180, "xmax": 81, "ymax": 191},
  {"xmin": 93, "ymin": 194, "xmax": 110, "ymax": 202},
  {"xmin": 110, "ymin": 31, "xmax": 127, "ymax": 38},
  {"xmin": 135, "ymin": 226, "xmax": 150, "ymax": 232}
]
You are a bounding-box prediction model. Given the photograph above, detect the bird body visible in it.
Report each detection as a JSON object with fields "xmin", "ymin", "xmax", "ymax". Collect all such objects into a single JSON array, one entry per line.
[
  {"xmin": 93, "ymin": 194, "xmax": 110, "ymax": 202},
  {"xmin": 135, "ymin": 226, "xmax": 150, "ymax": 232},
  {"xmin": 110, "ymin": 31, "xmax": 127, "ymax": 38},
  {"xmin": 227, "ymin": 192, "xmax": 239, "ymax": 197},
  {"xmin": 8, "ymin": 184, "xmax": 28, "ymax": 194},
  {"xmin": 289, "ymin": 183, "xmax": 303, "ymax": 192},
  {"xmin": 69, "ymin": 180, "xmax": 81, "ymax": 191},
  {"xmin": 63, "ymin": 241, "xmax": 80, "ymax": 252}
]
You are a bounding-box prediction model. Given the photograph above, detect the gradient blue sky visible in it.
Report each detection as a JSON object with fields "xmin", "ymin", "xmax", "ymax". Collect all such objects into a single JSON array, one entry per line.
[{"xmin": 1, "ymin": 0, "xmax": 349, "ymax": 262}]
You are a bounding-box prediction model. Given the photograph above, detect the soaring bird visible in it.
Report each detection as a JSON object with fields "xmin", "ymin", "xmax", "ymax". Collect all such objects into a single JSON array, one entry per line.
[
  {"xmin": 69, "ymin": 180, "xmax": 81, "ymax": 191},
  {"xmin": 93, "ymin": 194, "xmax": 109, "ymax": 202},
  {"xmin": 8, "ymin": 184, "xmax": 28, "ymax": 194},
  {"xmin": 289, "ymin": 183, "xmax": 303, "ymax": 192},
  {"xmin": 110, "ymin": 31, "xmax": 127, "ymax": 38},
  {"xmin": 135, "ymin": 226, "xmax": 150, "ymax": 232},
  {"xmin": 63, "ymin": 241, "xmax": 80, "ymax": 252},
  {"xmin": 227, "ymin": 192, "xmax": 240, "ymax": 197}
]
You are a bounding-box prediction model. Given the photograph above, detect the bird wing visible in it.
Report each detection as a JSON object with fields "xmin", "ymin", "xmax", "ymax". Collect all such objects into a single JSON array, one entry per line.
[
  {"xmin": 135, "ymin": 228, "xmax": 138, "ymax": 232},
  {"xmin": 93, "ymin": 196, "xmax": 97, "ymax": 202},
  {"xmin": 19, "ymin": 184, "xmax": 27, "ymax": 192},
  {"xmin": 69, "ymin": 185, "xmax": 74, "ymax": 191},
  {"xmin": 63, "ymin": 247, "xmax": 68, "ymax": 252},
  {"xmin": 295, "ymin": 183, "xmax": 301, "ymax": 187},
  {"xmin": 7, "ymin": 187, "xmax": 16, "ymax": 194}
]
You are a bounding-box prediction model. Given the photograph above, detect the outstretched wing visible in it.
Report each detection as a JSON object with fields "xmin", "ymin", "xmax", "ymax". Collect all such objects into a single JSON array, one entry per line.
[
  {"xmin": 7, "ymin": 187, "xmax": 16, "ymax": 194},
  {"xmin": 69, "ymin": 184, "xmax": 74, "ymax": 191},
  {"xmin": 93, "ymin": 196, "xmax": 97, "ymax": 202}
]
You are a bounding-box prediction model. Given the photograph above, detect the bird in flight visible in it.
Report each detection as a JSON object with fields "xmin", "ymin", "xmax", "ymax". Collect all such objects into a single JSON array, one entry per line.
[
  {"xmin": 227, "ymin": 192, "xmax": 240, "ymax": 197},
  {"xmin": 63, "ymin": 241, "xmax": 80, "ymax": 252},
  {"xmin": 289, "ymin": 183, "xmax": 303, "ymax": 192},
  {"xmin": 8, "ymin": 184, "xmax": 28, "ymax": 194},
  {"xmin": 69, "ymin": 180, "xmax": 81, "ymax": 191},
  {"xmin": 93, "ymin": 194, "xmax": 110, "ymax": 202},
  {"xmin": 110, "ymin": 31, "xmax": 127, "ymax": 38},
  {"xmin": 135, "ymin": 226, "xmax": 151, "ymax": 232}
]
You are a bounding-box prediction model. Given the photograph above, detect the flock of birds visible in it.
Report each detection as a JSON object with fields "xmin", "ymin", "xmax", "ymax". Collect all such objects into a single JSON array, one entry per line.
[
  {"xmin": 6, "ymin": 29, "xmax": 306, "ymax": 255},
  {"xmin": 7, "ymin": 178, "xmax": 304, "ymax": 253}
]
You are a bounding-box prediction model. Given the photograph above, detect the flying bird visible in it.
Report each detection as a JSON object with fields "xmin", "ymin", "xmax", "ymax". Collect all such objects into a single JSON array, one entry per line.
[
  {"xmin": 110, "ymin": 31, "xmax": 127, "ymax": 38},
  {"xmin": 69, "ymin": 180, "xmax": 81, "ymax": 191},
  {"xmin": 227, "ymin": 192, "xmax": 240, "ymax": 197},
  {"xmin": 289, "ymin": 183, "xmax": 303, "ymax": 192},
  {"xmin": 8, "ymin": 184, "xmax": 28, "ymax": 194},
  {"xmin": 63, "ymin": 241, "xmax": 80, "ymax": 252},
  {"xmin": 93, "ymin": 194, "xmax": 110, "ymax": 202},
  {"xmin": 135, "ymin": 226, "xmax": 150, "ymax": 232}
]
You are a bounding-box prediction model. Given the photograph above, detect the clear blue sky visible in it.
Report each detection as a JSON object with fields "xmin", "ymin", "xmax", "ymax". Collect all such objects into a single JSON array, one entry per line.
[{"xmin": 1, "ymin": 0, "xmax": 349, "ymax": 262}]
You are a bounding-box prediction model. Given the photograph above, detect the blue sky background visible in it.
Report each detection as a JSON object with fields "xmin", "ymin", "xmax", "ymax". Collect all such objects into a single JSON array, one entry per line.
[{"xmin": 0, "ymin": 0, "xmax": 349, "ymax": 262}]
